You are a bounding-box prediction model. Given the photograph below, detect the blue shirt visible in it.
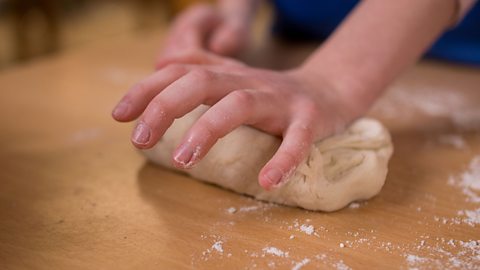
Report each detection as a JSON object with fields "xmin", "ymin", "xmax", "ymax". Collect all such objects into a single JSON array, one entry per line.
[{"xmin": 272, "ymin": 0, "xmax": 480, "ymax": 65}]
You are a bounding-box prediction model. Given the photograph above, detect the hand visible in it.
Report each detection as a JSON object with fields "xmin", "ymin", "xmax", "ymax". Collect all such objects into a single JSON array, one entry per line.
[
  {"xmin": 157, "ymin": 2, "xmax": 253, "ymax": 69},
  {"xmin": 112, "ymin": 57, "xmax": 360, "ymax": 190}
]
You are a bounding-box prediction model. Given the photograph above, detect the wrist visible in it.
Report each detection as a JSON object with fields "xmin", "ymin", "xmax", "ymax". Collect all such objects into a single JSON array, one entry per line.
[{"xmin": 291, "ymin": 63, "xmax": 375, "ymax": 124}]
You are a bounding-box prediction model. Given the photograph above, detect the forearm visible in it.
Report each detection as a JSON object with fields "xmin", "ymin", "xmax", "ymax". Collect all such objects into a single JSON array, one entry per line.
[{"xmin": 300, "ymin": 0, "xmax": 459, "ymax": 116}]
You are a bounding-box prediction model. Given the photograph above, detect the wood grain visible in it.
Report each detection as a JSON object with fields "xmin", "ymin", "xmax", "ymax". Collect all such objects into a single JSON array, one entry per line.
[{"xmin": 0, "ymin": 30, "xmax": 479, "ymax": 270}]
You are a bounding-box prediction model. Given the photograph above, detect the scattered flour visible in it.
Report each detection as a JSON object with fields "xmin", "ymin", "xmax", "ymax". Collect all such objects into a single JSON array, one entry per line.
[
  {"xmin": 198, "ymin": 160, "xmax": 480, "ymax": 269},
  {"xmin": 448, "ymin": 155, "xmax": 480, "ymax": 204},
  {"xmin": 438, "ymin": 134, "xmax": 467, "ymax": 149},
  {"xmin": 405, "ymin": 254, "xmax": 429, "ymax": 267},
  {"xmin": 200, "ymin": 238, "xmax": 226, "ymax": 260},
  {"xmin": 334, "ymin": 260, "xmax": 352, "ymax": 270},
  {"xmin": 299, "ymin": 224, "xmax": 315, "ymax": 235},
  {"xmin": 404, "ymin": 239, "xmax": 480, "ymax": 270},
  {"xmin": 348, "ymin": 202, "xmax": 361, "ymax": 209},
  {"xmin": 286, "ymin": 219, "xmax": 320, "ymax": 236},
  {"xmin": 371, "ymin": 85, "xmax": 480, "ymax": 130},
  {"xmin": 227, "ymin": 207, "xmax": 237, "ymax": 214},
  {"xmin": 262, "ymin": 247, "xmax": 289, "ymax": 258},
  {"xmin": 458, "ymin": 208, "xmax": 480, "ymax": 226},
  {"xmin": 291, "ymin": 258, "xmax": 311, "ymax": 270},
  {"xmin": 239, "ymin": 206, "xmax": 260, "ymax": 212},
  {"xmin": 441, "ymin": 155, "xmax": 480, "ymax": 227},
  {"xmin": 212, "ymin": 241, "xmax": 224, "ymax": 253}
]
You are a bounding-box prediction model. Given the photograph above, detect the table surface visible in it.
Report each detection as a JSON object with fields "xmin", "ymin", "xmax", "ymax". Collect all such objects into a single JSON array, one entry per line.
[{"xmin": 0, "ymin": 29, "xmax": 479, "ymax": 270}]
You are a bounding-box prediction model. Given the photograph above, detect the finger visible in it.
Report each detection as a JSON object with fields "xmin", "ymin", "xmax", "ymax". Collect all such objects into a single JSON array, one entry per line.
[
  {"xmin": 162, "ymin": 4, "xmax": 220, "ymax": 54},
  {"xmin": 112, "ymin": 64, "xmax": 190, "ymax": 122},
  {"xmin": 172, "ymin": 89, "xmax": 274, "ymax": 168},
  {"xmin": 132, "ymin": 70, "xmax": 246, "ymax": 149},
  {"xmin": 155, "ymin": 49, "xmax": 241, "ymax": 70},
  {"xmin": 258, "ymin": 120, "xmax": 315, "ymax": 190},
  {"xmin": 209, "ymin": 20, "xmax": 249, "ymax": 56}
]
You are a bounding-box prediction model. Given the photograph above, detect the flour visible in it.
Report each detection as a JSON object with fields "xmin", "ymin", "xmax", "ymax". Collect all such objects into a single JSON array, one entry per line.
[
  {"xmin": 449, "ymin": 156, "xmax": 480, "ymax": 203},
  {"xmin": 443, "ymin": 155, "xmax": 480, "ymax": 227},
  {"xmin": 226, "ymin": 207, "xmax": 237, "ymax": 214},
  {"xmin": 405, "ymin": 254, "xmax": 429, "ymax": 266},
  {"xmin": 225, "ymin": 201, "xmax": 277, "ymax": 214},
  {"xmin": 438, "ymin": 134, "xmax": 467, "ymax": 149},
  {"xmin": 196, "ymin": 160, "xmax": 480, "ymax": 269},
  {"xmin": 262, "ymin": 247, "xmax": 289, "ymax": 257},
  {"xmin": 299, "ymin": 224, "xmax": 315, "ymax": 235},
  {"xmin": 291, "ymin": 258, "xmax": 310, "ymax": 270},
  {"xmin": 238, "ymin": 206, "xmax": 260, "ymax": 212},
  {"xmin": 286, "ymin": 219, "xmax": 319, "ymax": 236},
  {"xmin": 199, "ymin": 237, "xmax": 227, "ymax": 261},
  {"xmin": 334, "ymin": 260, "xmax": 352, "ymax": 270},
  {"xmin": 212, "ymin": 241, "xmax": 224, "ymax": 253},
  {"xmin": 404, "ymin": 237, "xmax": 480, "ymax": 269},
  {"xmin": 458, "ymin": 208, "xmax": 480, "ymax": 226},
  {"xmin": 372, "ymin": 85, "xmax": 480, "ymax": 130},
  {"xmin": 348, "ymin": 202, "xmax": 361, "ymax": 209}
]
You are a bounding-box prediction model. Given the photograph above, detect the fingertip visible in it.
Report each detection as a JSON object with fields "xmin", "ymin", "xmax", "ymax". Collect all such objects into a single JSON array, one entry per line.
[
  {"xmin": 258, "ymin": 167, "xmax": 284, "ymax": 191},
  {"xmin": 258, "ymin": 121, "xmax": 314, "ymax": 190},
  {"xmin": 209, "ymin": 39, "xmax": 232, "ymax": 56},
  {"xmin": 172, "ymin": 143, "xmax": 200, "ymax": 169},
  {"xmin": 258, "ymin": 175, "xmax": 273, "ymax": 191},
  {"xmin": 208, "ymin": 25, "xmax": 246, "ymax": 56},
  {"xmin": 112, "ymin": 101, "xmax": 131, "ymax": 122},
  {"xmin": 131, "ymin": 121, "xmax": 153, "ymax": 149}
]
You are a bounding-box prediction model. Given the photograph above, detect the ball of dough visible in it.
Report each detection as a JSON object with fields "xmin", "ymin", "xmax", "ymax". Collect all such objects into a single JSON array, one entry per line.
[{"xmin": 142, "ymin": 106, "xmax": 393, "ymax": 211}]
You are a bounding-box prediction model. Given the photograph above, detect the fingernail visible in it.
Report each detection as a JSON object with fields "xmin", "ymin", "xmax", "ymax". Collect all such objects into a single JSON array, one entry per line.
[
  {"xmin": 173, "ymin": 144, "xmax": 202, "ymax": 168},
  {"xmin": 113, "ymin": 101, "xmax": 130, "ymax": 119},
  {"xmin": 173, "ymin": 144, "xmax": 194, "ymax": 167},
  {"xmin": 132, "ymin": 122, "xmax": 151, "ymax": 145},
  {"xmin": 265, "ymin": 168, "xmax": 283, "ymax": 186}
]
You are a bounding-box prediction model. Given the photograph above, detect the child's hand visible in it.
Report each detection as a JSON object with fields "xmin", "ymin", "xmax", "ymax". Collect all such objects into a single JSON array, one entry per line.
[
  {"xmin": 157, "ymin": 2, "xmax": 254, "ymax": 68},
  {"xmin": 112, "ymin": 58, "xmax": 361, "ymax": 190}
]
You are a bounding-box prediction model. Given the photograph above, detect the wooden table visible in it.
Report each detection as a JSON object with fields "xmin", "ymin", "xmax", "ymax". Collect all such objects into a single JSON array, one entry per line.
[{"xmin": 1, "ymin": 29, "xmax": 479, "ymax": 270}]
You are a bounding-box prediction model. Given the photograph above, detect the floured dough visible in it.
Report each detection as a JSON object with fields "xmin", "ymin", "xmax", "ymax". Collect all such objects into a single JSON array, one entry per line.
[{"xmin": 143, "ymin": 106, "xmax": 393, "ymax": 211}]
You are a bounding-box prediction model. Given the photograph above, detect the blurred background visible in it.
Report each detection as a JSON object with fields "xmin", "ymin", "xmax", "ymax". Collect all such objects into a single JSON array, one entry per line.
[{"xmin": 0, "ymin": 0, "xmax": 210, "ymax": 70}]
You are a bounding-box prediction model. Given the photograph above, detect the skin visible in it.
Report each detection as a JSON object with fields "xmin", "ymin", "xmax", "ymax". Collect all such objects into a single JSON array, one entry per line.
[{"xmin": 112, "ymin": 0, "xmax": 458, "ymax": 190}]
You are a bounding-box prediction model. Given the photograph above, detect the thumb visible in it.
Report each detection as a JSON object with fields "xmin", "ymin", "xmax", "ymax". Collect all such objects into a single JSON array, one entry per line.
[
  {"xmin": 162, "ymin": 4, "xmax": 221, "ymax": 55},
  {"xmin": 208, "ymin": 19, "xmax": 250, "ymax": 56}
]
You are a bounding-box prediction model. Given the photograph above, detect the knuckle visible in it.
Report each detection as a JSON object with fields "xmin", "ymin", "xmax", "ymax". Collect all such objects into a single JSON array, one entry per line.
[
  {"xmin": 189, "ymin": 68, "xmax": 213, "ymax": 82},
  {"xmin": 163, "ymin": 63, "xmax": 187, "ymax": 75},
  {"xmin": 289, "ymin": 122, "xmax": 315, "ymax": 146},
  {"xmin": 148, "ymin": 99, "xmax": 170, "ymax": 120},
  {"xmin": 277, "ymin": 150, "xmax": 301, "ymax": 169},
  {"xmin": 181, "ymin": 47, "xmax": 202, "ymax": 58},
  {"xmin": 230, "ymin": 90, "xmax": 255, "ymax": 107},
  {"xmin": 131, "ymin": 81, "xmax": 148, "ymax": 94},
  {"xmin": 196, "ymin": 119, "xmax": 219, "ymax": 140},
  {"xmin": 300, "ymin": 99, "xmax": 321, "ymax": 117}
]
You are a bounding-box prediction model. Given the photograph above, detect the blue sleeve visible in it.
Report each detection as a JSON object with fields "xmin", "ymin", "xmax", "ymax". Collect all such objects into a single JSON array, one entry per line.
[{"xmin": 271, "ymin": 0, "xmax": 480, "ymax": 65}]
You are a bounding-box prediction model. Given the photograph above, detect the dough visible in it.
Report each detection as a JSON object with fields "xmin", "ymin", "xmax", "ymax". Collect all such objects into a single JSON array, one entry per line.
[{"xmin": 142, "ymin": 106, "xmax": 393, "ymax": 211}]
